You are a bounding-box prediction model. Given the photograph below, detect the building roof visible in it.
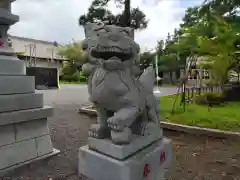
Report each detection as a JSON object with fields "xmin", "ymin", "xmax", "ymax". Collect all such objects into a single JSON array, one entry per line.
[{"xmin": 9, "ymin": 35, "xmax": 58, "ymax": 46}]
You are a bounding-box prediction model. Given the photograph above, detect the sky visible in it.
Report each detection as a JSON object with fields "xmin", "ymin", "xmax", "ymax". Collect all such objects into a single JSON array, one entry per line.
[{"xmin": 9, "ymin": 0, "xmax": 203, "ymax": 51}]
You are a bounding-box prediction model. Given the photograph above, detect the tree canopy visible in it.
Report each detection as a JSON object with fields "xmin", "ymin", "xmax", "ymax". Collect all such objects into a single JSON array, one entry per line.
[
  {"xmin": 154, "ymin": 0, "xmax": 240, "ymax": 84},
  {"xmin": 79, "ymin": 0, "xmax": 148, "ymax": 30},
  {"xmin": 58, "ymin": 42, "xmax": 86, "ymax": 81}
]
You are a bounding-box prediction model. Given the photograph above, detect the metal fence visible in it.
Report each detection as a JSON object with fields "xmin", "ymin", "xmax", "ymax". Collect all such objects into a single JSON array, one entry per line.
[{"xmin": 184, "ymin": 86, "xmax": 222, "ymax": 103}]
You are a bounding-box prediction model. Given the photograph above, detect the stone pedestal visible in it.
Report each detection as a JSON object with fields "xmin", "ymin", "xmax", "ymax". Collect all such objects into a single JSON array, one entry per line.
[
  {"xmin": 88, "ymin": 130, "xmax": 163, "ymax": 160},
  {"xmin": 79, "ymin": 138, "xmax": 172, "ymax": 180},
  {"xmin": 0, "ymin": 0, "xmax": 59, "ymax": 174}
]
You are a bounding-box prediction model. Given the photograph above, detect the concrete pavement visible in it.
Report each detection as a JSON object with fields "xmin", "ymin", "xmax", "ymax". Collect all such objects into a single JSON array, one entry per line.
[{"xmin": 39, "ymin": 84, "xmax": 178, "ymax": 106}]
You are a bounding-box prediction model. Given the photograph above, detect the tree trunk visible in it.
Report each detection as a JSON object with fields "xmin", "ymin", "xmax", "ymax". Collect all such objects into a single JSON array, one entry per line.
[{"xmin": 124, "ymin": 0, "xmax": 131, "ymax": 27}]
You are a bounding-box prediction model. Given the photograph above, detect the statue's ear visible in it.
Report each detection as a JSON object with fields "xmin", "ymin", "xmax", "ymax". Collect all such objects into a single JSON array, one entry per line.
[
  {"xmin": 84, "ymin": 23, "xmax": 95, "ymax": 37},
  {"xmin": 124, "ymin": 27, "xmax": 134, "ymax": 38},
  {"xmin": 84, "ymin": 22, "xmax": 104, "ymax": 37}
]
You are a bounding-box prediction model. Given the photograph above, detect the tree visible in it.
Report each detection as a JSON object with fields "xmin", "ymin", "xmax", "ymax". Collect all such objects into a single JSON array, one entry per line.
[
  {"xmin": 201, "ymin": 0, "xmax": 240, "ymax": 17},
  {"xmin": 196, "ymin": 15, "xmax": 237, "ymax": 85},
  {"xmin": 181, "ymin": 7, "xmax": 201, "ymax": 28},
  {"xmin": 79, "ymin": 0, "xmax": 148, "ymax": 30},
  {"xmin": 58, "ymin": 42, "xmax": 85, "ymax": 81},
  {"xmin": 152, "ymin": 0, "xmax": 240, "ymax": 86},
  {"xmin": 154, "ymin": 37, "xmax": 183, "ymax": 83},
  {"xmin": 139, "ymin": 51, "xmax": 155, "ymax": 70},
  {"xmin": 176, "ymin": 3, "xmax": 239, "ymax": 84}
]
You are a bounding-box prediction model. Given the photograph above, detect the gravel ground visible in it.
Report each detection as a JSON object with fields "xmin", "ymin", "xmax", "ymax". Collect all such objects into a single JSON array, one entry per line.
[{"xmin": 1, "ymin": 85, "xmax": 240, "ymax": 180}]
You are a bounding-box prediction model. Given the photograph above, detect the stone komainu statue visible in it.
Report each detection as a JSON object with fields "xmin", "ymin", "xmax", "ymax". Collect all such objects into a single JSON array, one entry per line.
[{"xmin": 82, "ymin": 22, "xmax": 161, "ymax": 144}]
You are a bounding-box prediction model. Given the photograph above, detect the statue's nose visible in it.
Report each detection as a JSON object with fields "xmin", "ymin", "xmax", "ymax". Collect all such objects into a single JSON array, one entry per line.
[{"xmin": 108, "ymin": 34, "xmax": 121, "ymax": 42}]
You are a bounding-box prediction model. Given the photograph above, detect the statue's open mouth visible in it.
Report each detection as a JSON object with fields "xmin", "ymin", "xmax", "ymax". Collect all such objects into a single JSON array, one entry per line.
[{"xmin": 91, "ymin": 45, "xmax": 132, "ymax": 61}]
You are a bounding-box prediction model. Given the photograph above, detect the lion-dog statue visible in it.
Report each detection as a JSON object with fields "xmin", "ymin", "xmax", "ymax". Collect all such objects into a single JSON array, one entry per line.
[{"xmin": 81, "ymin": 22, "xmax": 161, "ymax": 145}]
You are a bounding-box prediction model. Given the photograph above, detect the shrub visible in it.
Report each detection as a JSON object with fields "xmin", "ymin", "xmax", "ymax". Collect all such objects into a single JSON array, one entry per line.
[
  {"xmin": 62, "ymin": 75, "xmax": 76, "ymax": 82},
  {"xmin": 61, "ymin": 71, "xmax": 87, "ymax": 82},
  {"xmin": 195, "ymin": 92, "xmax": 225, "ymax": 106},
  {"xmin": 79, "ymin": 71, "xmax": 87, "ymax": 82},
  {"xmin": 72, "ymin": 71, "xmax": 81, "ymax": 81}
]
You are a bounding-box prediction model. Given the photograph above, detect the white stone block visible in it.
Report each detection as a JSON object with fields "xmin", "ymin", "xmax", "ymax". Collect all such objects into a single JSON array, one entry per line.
[
  {"xmin": 0, "ymin": 93, "xmax": 43, "ymax": 113},
  {"xmin": 0, "ymin": 106, "xmax": 53, "ymax": 126},
  {"xmin": 78, "ymin": 138, "xmax": 172, "ymax": 180},
  {"xmin": 0, "ymin": 124, "xmax": 15, "ymax": 147},
  {"xmin": 0, "ymin": 139, "xmax": 37, "ymax": 170},
  {"xmin": 0, "ymin": 75, "xmax": 35, "ymax": 95},
  {"xmin": 36, "ymin": 135, "xmax": 53, "ymax": 157},
  {"xmin": 0, "ymin": 59, "xmax": 25, "ymax": 75},
  {"xmin": 15, "ymin": 118, "xmax": 49, "ymax": 141}
]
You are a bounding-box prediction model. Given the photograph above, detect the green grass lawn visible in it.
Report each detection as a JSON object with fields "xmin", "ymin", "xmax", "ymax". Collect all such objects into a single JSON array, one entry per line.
[
  {"xmin": 160, "ymin": 95, "xmax": 240, "ymax": 132},
  {"xmin": 60, "ymin": 81, "xmax": 87, "ymax": 85}
]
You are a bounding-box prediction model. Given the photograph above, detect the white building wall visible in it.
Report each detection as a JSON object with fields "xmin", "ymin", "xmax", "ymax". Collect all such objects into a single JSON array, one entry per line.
[
  {"xmin": 23, "ymin": 59, "xmax": 62, "ymax": 70},
  {"xmin": 10, "ymin": 35, "xmax": 64, "ymax": 60},
  {"xmin": 9, "ymin": 35, "xmax": 67, "ymax": 72}
]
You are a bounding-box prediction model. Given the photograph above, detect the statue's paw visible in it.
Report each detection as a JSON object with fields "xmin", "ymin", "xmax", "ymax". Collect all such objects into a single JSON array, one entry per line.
[
  {"xmin": 88, "ymin": 124, "xmax": 110, "ymax": 139},
  {"xmin": 111, "ymin": 128, "xmax": 132, "ymax": 145},
  {"xmin": 107, "ymin": 117, "xmax": 124, "ymax": 132}
]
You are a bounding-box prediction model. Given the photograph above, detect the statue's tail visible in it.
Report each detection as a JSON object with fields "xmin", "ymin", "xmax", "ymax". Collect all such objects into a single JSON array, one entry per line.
[{"xmin": 139, "ymin": 66, "xmax": 155, "ymax": 93}]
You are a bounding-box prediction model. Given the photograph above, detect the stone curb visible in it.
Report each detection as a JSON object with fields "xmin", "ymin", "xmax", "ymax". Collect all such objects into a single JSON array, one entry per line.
[{"xmin": 79, "ymin": 106, "xmax": 240, "ymax": 139}]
